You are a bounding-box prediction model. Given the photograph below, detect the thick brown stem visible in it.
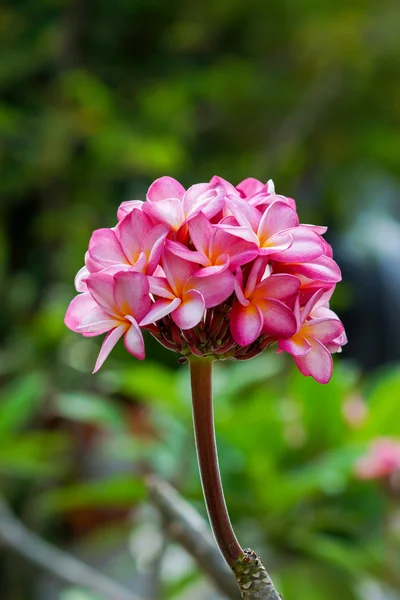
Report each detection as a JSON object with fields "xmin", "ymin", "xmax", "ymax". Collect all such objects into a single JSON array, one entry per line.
[
  {"xmin": 189, "ymin": 357, "xmax": 242, "ymax": 566},
  {"xmin": 189, "ymin": 357, "xmax": 283, "ymax": 600}
]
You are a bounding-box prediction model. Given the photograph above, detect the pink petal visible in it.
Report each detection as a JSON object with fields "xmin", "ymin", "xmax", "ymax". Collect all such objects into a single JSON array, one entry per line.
[
  {"xmin": 244, "ymin": 257, "xmax": 268, "ymax": 297},
  {"xmin": 148, "ymin": 276, "xmax": 175, "ymax": 299},
  {"xmin": 116, "ymin": 209, "xmax": 153, "ymax": 264},
  {"xmin": 212, "ymin": 227, "xmax": 259, "ymax": 268},
  {"xmin": 225, "ymin": 197, "xmax": 261, "ymax": 231},
  {"xmin": 230, "ymin": 302, "xmax": 263, "ymax": 346},
  {"xmin": 162, "ymin": 247, "xmax": 197, "ymax": 296},
  {"xmin": 117, "ymin": 200, "xmax": 143, "ymax": 221},
  {"xmin": 194, "ymin": 257, "xmax": 230, "ymax": 277},
  {"xmin": 142, "ymin": 224, "xmax": 170, "ymax": 274},
  {"xmin": 124, "ymin": 319, "xmax": 145, "ymax": 360},
  {"xmin": 77, "ymin": 305, "xmax": 117, "ymax": 334},
  {"xmin": 113, "ymin": 271, "xmax": 151, "ymax": 321},
  {"xmin": 86, "ymin": 272, "xmax": 119, "ymax": 316},
  {"xmin": 290, "ymin": 255, "xmax": 342, "ymax": 283},
  {"xmin": 236, "ymin": 177, "xmax": 266, "ymax": 198},
  {"xmin": 209, "ymin": 175, "xmax": 238, "ymax": 195},
  {"xmin": 171, "ymin": 289, "xmax": 205, "ymax": 329},
  {"xmin": 65, "ymin": 292, "xmax": 99, "ymax": 332},
  {"xmin": 146, "ymin": 176, "xmax": 185, "ymax": 202},
  {"xmin": 271, "ymin": 227, "xmax": 324, "ymax": 263},
  {"xmin": 139, "ymin": 297, "xmax": 181, "ymax": 326},
  {"xmin": 93, "ymin": 324, "xmax": 127, "ymax": 373},
  {"xmin": 185, "ymin": 269, "xmax": 235, "ymax": 308},
  {"xmin": 257, "ymin": 201, "xmax": 299, "ymax": 240},
  {"xmin": 75, "ymin": 266, "xmax": 90, "ymax": 292},
  {"xmin": 259, "ymin": 232, "xmax": 293, "ymax": 255},
  {"xmin": 256, "ymin": 298, "xmax": 297, "ymax": 339},
  {"xmin": 183, "ymin": 183, "xmax": 226, "ymax": 221},
  {"xmin": 294, "ymin": 338, "xmax": 333, "ymax": 384},
  {"xmin": 234, "ymin": 267, "xmax": 250, "ymax": 306},
  {"xmin": 143, "ymin": 197, "xmax": 185, "ymax": 231},
  {"xmin": 300, "ymin": 289, "xmax": 325, "ymax": 323},
  {"xmin": 166, "ymin": 239, "xmax": 208, "ymax": 265},
  {"xmin": 218, "ymin": 224, "xmax": 260, "ymax": 246},
  {"xmin": 88, "ymin": 229, "xmax": 127, "ymax": 267},
  {"xmin": 302, "ymin": 318, "xmax": 344, "ymax": 344},
  {"xmin": 278, "ymin": 335, "xmax": 312, "ymax": 356},
  {"xmin": 252, "ymin": 273, "xmax": 300, "ymax": 302},
  {"xmin": 188, "ymin": 212, "xmax": 212, "ymax": 256}
]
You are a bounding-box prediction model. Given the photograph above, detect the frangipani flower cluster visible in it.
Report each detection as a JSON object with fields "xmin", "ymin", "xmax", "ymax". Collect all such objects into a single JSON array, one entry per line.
[{"xmin": 65, "ymin": 176, "xmax": 346, "ymax": 383}]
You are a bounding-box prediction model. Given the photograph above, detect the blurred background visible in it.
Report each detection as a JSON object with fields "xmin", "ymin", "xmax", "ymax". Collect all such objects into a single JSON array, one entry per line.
[{"xmin": 1, "ymin": 1, "xmax": 400, "ymax": 599}]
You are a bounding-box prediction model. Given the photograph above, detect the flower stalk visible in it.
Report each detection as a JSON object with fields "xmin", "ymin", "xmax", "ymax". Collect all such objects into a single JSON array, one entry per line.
[{"xmin": 189, "ymin": 357, "xmax": 282, "ymax": 599}]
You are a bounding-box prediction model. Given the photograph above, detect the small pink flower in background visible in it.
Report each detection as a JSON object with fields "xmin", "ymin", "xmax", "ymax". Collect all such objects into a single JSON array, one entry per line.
[
  {"xmin": 355, "ymin": 438, "xmax": 400, "ymax": 480},
  {"xmin": 65, "ymin": 175, "xmax": 346, "ymax": 379}
]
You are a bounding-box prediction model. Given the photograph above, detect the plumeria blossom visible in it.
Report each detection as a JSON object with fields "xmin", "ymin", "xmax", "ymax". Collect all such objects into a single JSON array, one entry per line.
[
  {"xmin": 230, "ymin": 258, "xmax": 299, "ymax": 346},
  {"xmin": 278, "ymin": 290, "xmax": 345, "ymax": 384},
  {"xmin": 65, "ymin": 175, "xmax": 346, "ymax": 381},
  {"xmin": 65, "ymin": 271, "xmax": 151, "ymax": 372},
  {"xmin": 75, "ymin": 209, "xmax": 169, "ymax": 292}
]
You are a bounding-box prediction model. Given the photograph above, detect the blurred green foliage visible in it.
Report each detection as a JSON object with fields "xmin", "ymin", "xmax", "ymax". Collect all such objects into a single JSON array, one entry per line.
[{"xmin": 1, "ymin": 0, "xmax": 400, "ymax": 598}]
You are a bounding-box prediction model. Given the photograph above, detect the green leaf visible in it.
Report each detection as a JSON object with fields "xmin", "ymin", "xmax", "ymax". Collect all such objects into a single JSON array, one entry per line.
[
  {"xmin": 0, "ymin": 432, "xmax": 70, "ymax": 477},
  {"xmin": 362, "ymin": 367, "xmax": 400, "ymax": 437},
  {"xmin": 105, "ymin": 363, "xmax": 180, "ymax": 406},
  {"xmin": 54, "ymin": 393, "xmax": 125, "ymax": 431},
  {"xmin": 38, "ymin": 475, "xmax": 146, "ymax": 514},
  {"xmin": 0, "ymin": 373, "xmax": 46, "ymax": 440}
]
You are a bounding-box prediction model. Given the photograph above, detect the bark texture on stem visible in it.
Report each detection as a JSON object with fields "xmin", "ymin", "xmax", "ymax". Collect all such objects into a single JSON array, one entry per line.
[{"xmin": 233, "ymin": 549, "xmax": 282, "ymax": 600}]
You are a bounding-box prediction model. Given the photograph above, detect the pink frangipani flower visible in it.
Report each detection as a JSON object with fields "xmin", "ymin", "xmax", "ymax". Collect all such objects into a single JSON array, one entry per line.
[
  {"xmin": 278, "ymin": 290, "xmax": 345, "ymax": 384},
  {"xmin": 65, "ymin": 271, "xmax": 151, "ymax": 372},
  {"xmin": 140, "ymin": 247, "xmax": 235, "ymax": 330},
  {"xmin": 166, "ymin": 212, "xmax": 259, "ymax": 277},
  {"xmin": 142, "ymin": 176, "xmax": 226, "ymax": 234},
  {"xmin": 230, "ymin": 259, "xmax": 299, "ymax": 346},
  {"xmin": 65, "ymin": 174, "xmax": 345, "ymax": 381},
  {"xmin": 75, "ymin": 209, "xmax": 169, "ymax": 292}
]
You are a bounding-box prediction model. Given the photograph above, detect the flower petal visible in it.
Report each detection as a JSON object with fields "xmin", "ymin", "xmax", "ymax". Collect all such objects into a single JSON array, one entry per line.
[
  {"xmin": 148, "ymin": 276, "xmax": 175, "ymax": 299},
  {"xmin": 172, "ymin": 289, "xmax": 205, "ymax": 329},
  {"xmin": 188, "ymin": 212, "xmax": 212, "ymax": 256},
  {"xmin": 143, "ymin": 224, "xmax": 170, "ymax": 274},
  {"xmin": 257, "ymin": 201, "xmax": 299, "ymax": 240},
  {"xmin": 124, "ymin": 319, "xmax": 145, "ymax": 360},
  {"xmin": 166, "ymin": 239, "xmax": 208, "ymax": 265},
  {"xmin": 117, "ymin": 200, "xmax": 143, "ymax": 221},
  {"xmin": 139, "ymin": 297, "xmax": 181, "ymax": 326},
  {"xmin": 113, "ymin": 271, "xmax": 151, "ymax": 321},
  {"xmin": 86, "ymin": 272, "xmax": 119, "ymax": 316},
  {"xmin": 162, "ymin": 247, "xmax": 197, "ymax": 296},
  {"xmin": 143, "ymin": 197, "xmax": 185, "ymax": 231},
  {"xmin": 116, "ymin": 208, "xmax": 153, "ymax": 264},
  {"xmin": 78, "ymin": 305, "xmax": 117, "ymax": 334},
  {"xmin": 252, "ymin": 273, "xmax": 300, "ymax": 302},
  {"xmin": 74, "ymin": 266, "xmax": 90, "ymax": 292},
  {"xmin": 294, "ymin": 338, "xmax": 333, "ymax": 384},
  {"xmin": 257, "ymin": 299, "xmax": 297, "ymax": 339},
  {"xmin": 147, "ymin": 176, "xmax": 185, "ymax": 202},
  {"xmin": 93, "ymin": 324, "xmax": 127, "ymax": 373},
  {"xmin": 230, "ymin": 302, "xmax": 263, "ymax": 346},
  {"xmin": 290, "ymin": 255, "xmax": 342, "ymax": 283},
  {"xmin": 185, "ymin": 270, "xmax": 234, "ymax": 308},
  {"xmin": 302, "ymin": 318, "xmax": 344, "ymax": 344},
  {"xmin": 65, "ymin": 293, "xmax": 100, "ymax": 332},
  {"xmin": 88, "ymin": 228, "xmax": 127, "ymax": 267},
  {"xmin": 278, "ymin": 335, "xmax": 312, "ymax": 356},
  {"xmin": 272, "ymin": 227, "xmax": 324, "ymax": 263}
]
